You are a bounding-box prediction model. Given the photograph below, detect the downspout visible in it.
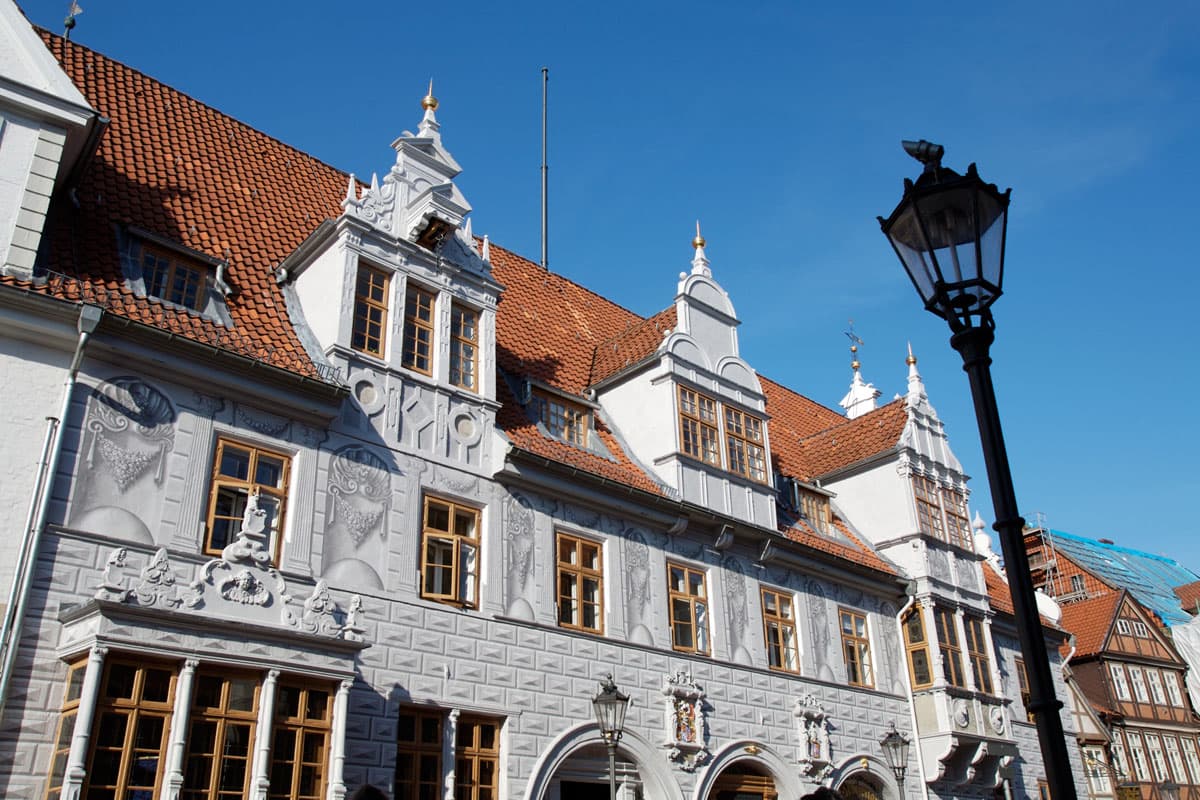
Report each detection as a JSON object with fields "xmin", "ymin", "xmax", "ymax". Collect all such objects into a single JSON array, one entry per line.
[
  {"xmin": 895, "ymin": 586, "xmax": 932, "ymax": 800},
  {"xmin": 0, "ymin": 304, "xmax": 103, "ymax": 720}
]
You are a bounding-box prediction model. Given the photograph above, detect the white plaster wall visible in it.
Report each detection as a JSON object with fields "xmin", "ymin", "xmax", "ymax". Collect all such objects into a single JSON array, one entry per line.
[
  {"xmin": 293, "ymin": 243, "xmax": 352, "ymax": 354},
  {"xmin": 0, "ymin": 333, "xmax": 69, "ymax": 603},
  {"xmin": 596, "ymin": 369, "xmax": 676, "ymax": 484},
  {"xmin": 824, "ymin": 460, "xmax": 913, "ymax": 544},
  {"xmin": 0, "ymin": 110, "xmax": 39, "ymax": 267}
]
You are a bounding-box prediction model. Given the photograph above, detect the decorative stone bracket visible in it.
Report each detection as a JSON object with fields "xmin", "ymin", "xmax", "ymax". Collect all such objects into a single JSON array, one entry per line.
[
  {"xmin": 662, "ymin": 670, "xmax": 710, "ymax": 771},
  {"xmin": 794, "ymin": 693, "xmax": 833, "ymax": 780},
  {"xmin": 94, "ymin": 491, "xmax": 365, "ymax": 641}
]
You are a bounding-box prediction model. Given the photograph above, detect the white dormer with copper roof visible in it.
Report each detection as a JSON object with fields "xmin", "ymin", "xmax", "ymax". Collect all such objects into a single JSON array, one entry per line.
[
  {"xmin": 591, "ymin": 227, "xmax": 775, "ymax": 527},
  {"xmin": 280, "ymin": 87, "xmax": 501, "ymax": 474}
]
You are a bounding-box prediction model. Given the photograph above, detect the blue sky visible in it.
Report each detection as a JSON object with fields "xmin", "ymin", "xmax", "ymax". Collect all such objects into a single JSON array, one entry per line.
[{"xmin": 24, "ymin": 1, "xmax": 1200, "ymax": 570}]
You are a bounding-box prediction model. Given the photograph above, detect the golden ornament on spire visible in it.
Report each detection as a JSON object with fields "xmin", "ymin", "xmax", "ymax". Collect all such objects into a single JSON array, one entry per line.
[
  {"xmin": 906, "ymin": 341, "xmax": 917, "ymax": 366},
  {"xmin": 421, "ymin": 79, "xmax": 438, "ymax": 111},
  {"xmin": 692, "ymin": 220, "xmax": 706, "ymax": 249}
]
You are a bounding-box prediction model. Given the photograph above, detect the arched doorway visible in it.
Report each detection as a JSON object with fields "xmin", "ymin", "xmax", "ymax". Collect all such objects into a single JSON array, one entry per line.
[
  {"xmin": 709, "ymin": 763, "xmax": 778, "ymax": 800},
  {"xmin": 837, "ymin": 773, "xmax": 885, "ymax": 800},
  {"xmin": 523, "ymin": 723, "xmax": 681, "ymax": 800}
]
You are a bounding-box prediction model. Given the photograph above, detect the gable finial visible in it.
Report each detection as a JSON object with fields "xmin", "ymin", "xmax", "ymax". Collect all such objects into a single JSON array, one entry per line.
[
  {"xmin": 839, "ymin": 321, "xmax": 880, "ymax": 418},
  {"xmin": 422, "ymin": 79, "xmax": 438, "ymax": 111},
  {"xmin": 690, "ymin": 220, "xmax": 711, "ymax": 276},
  {"xmin": 844, "ymin": 320, "xmax": 864, "ymax": 373},
  {"xmin": 905, "ymin": 341, "xmax": 927, "ymax": 402}
]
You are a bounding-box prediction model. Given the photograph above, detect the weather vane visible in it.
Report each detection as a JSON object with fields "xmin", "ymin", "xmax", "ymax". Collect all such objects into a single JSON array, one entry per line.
[{"xmin": 843, "ymin": 320, "xmax": 864, "ymax": 371}]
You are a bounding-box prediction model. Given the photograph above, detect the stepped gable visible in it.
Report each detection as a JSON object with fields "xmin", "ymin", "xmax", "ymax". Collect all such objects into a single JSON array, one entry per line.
[
  {"xmin": 588, "ymin": 305, "xmax": 677, "ymax": 385},
  {"xmin": 794, "ymin": 399, "xmax": 908, "ymax": 479},
  {"xmin": 1058, "ymin": 592, "xmax": 1123, "ymax": 657},
  {"xmin": 15, "ymin": 32, "xmax": 349, "ymax": 380}
]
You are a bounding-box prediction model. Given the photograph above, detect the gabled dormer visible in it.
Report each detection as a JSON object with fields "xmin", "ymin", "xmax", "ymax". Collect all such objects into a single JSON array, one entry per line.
[
  {"xmin": 279, "ymin": 87, "xmax": 501, "ymax": 472},
  {"xmin": 0, "ymin": 4, "xmax": 97, "ymax": 277},
  {"xmin": 592, "ymin": 228, "xmax": 774, "ymax": 527}
]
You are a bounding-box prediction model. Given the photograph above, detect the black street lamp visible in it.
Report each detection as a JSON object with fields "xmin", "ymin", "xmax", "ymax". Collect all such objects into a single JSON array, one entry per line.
[
  {"xmin": 879, "ymin": 722, "xmax": 910, "ymax": 785},
  {"xmin": 592, "ymin": 674, "xmax": 630, "ymax": 800},
  {"xmin": 879, "ymin": 140, "xmax": 1077, "ymax": 800}
]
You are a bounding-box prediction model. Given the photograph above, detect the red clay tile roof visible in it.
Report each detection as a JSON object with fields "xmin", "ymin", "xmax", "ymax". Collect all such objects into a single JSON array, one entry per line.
[
  {"xmin": 25, "ymin": 32, "xmax": 905, "ymax": 575},
  {"xmin": 18, "ymin": 32, "xmax": 351, "ymax": 381},
  {"xmin": 1175, "ymin": 580, "xmax": 1200, "ymax": 615},
  {"xmin": 983, "ymin": 565, "xmax": 1015, "ymax": 616},
  {"xmin": 779, "ymin": 515, "xmax": 897, "ymax": 575},
  {"xmin": 589, "ymin": 306, "xmax": 677, "ymax": 385},
  {"xmin": 794, "ymin": 399, "xmax": 909, "ymax": 479},
  {"xmin": 1058, "ymin": 592, "xmax": 1123, "ymax": 658}
]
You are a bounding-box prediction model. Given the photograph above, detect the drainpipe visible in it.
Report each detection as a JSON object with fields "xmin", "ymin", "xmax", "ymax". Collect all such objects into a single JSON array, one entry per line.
[
  {"xmin": 0, "ymin": 304, "xmax": 103, "ymax": 720},
  {"xmin": 895, "ymin": 587, "xmax": 932, "ymax": 800}
]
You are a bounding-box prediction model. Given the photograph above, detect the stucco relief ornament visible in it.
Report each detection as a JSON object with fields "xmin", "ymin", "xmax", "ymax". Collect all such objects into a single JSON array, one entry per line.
[
  {"xmin": 503, "ymin": 493, "xmax": 535, "ymax": 620},
  {"xmin": 954, "ymin": 698, "xmax": 971, "ymax": 728},
  {"xmin": 661, "ymin": 670, "xmax": 710, "ymax": 771},
  {"xmin": 220, "ymin": 569, "xmax": 268, "ymax": 605},
  {"xmin": 84, "ymin": 377, "xmax": 176, "ymax": 492},
  {"xmin": 131, "ymin": 548, "xmax": 182, "ymax": 608},
  {"xmin": 341, "ymin": 594, "xmax": 366, "ymax": 642},
  {"xmin": 94, "ymin": 547, "xmax": 129, "ymax": 601},
  {"xmin": 327, "ymin": 445, "xmax": 390, "ymax": 545},
  {"xmin": 300, "ymin": 580, "xmax": 341, "ymax": 637},
  {"xmin": 989, "ymin": 705, "xmax": 1006, "ymax": 735},
  {"xmin": 794, "ymin": 694, "xmax": 833, "ymax": 779}
]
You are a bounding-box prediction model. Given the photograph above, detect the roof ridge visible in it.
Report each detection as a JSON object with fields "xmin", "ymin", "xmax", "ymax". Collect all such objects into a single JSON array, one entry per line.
[{"xmin": 39, "ymin": 28, "xmax": 354, "ymax": 187}]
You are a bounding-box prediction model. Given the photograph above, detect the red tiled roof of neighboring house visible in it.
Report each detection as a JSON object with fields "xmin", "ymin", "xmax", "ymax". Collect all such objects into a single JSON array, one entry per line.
[
  {"xmin": 983, "ymin": 565, "xmax": 1015, "ymax": 616},
  {"xmin": 19, "ymin": 32, "xmax": 350, "ymax": 381},
  {"xmin": 794, "ymin": 399, "xmax": 909, "ymax": 479},
  {"xmin": 1058, "ymin": 592, "xmax": 1123, "ymax": 658},
  {"xmin": 25, "ymin": 33, "xmax": 905, "ymax": 575},
  {"xmin": 589, "ymin": 305, "xmax": 677, "ymax": 385},
  {"xmin": 1174, "ymin": 580, "xmax": 1200, "ymax": 615}
]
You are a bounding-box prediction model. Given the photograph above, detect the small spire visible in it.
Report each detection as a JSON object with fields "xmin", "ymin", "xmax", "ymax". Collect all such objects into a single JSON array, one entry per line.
[
  {"xmin": 906, "ymin": 342, "xmax": 927, "ymax": 403},
  {"xmin": 343, "ymin": 173, "xmax": 357, "ymax": 205},
  {"xmin": 690, "ymin": 220, "xmax": 711, "ymax": 276},
  {"xmin": 481, "ymin": 235, "xmax": 491, "ymax": 265},
  {"xmin": 422, "ymin": 79, "xmax": 438, "ymax": 111}
]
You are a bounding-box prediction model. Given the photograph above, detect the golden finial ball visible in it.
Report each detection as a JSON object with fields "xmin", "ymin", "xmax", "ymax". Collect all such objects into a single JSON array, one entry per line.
[
  {"xmin": 422, "ymin": 94, "xmax": 439, "ymax": 111},
  {"xmin": 851, "ymin": 360, "xmax": 861, "ymax": 370},
  {"xmin": 906, "ymin": 354, "xmax": 917, "ymax": 366},
  {"xmin": 692, "ymin": 233, "xmax": 706, "ymax": 249}
]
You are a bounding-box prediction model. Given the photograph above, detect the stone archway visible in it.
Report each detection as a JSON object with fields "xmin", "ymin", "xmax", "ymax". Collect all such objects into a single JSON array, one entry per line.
[
  {"xmin": 693, "ymin": 742, "xmax": 803, "ymax": 800},
  {"xmin": 828, "ymin": 755, "xmax": 901, "ymax": 800},
  {"xmin": 523, "ymin": 721, "xmax": 681, "ymax": 800}
]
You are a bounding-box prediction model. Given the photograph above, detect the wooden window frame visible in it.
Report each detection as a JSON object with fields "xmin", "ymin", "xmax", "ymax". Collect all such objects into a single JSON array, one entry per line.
[
  {"xmin": 455, "ymin": 716, "xmax": 501, "ymax": 800},
  {"xmin": 1015, "ymin": 658, "xmax": 1035, "ymax": 722},
  {"xmin": 1109, "ymin": 663, "xmax": 1132, "ymax": 701},
  {"xmin": 963, "ymin": 615, "xmax": 994, "ymax": 694},
  {"xmin": 556, "ymin": 532, "xmax": 604, "ymax": 634},
  {"xmin": 394, "ymin": 708, "xmax": 444, "ymax": 800},
  {"xmin": 402, "ymin": 284, "xmax": 436, "ymax": 375},
  {"xmin": 902, "ymin": 607, "xmax": 933, "ymax": 689},
  {"xmin": 839, "ymin": 608, "xmax": 874, "ymax": 688},
  {"xmin": 797, "ymin": 489, "xmax": 831, "ymax": 535},
  {"xmin": 533, "ymin": 390, "xmax": 590, "ymax": 447},
  {"xmin": 1165, "ymin": 670, "xmax": 1186, "ymax": 707},
  {"xmin": 761, "ymin": 588, "xmax": 800, "ymax": 673},
  {"xmin": 1182, "ymin": 738, "xmax": 1200, "ymax": 785},
  {"xmin": 1146, "ymin": 669, "xmax": 1167, "ymax": 705},
  {"xmin": 1133, "ymin": 621, "xmax": 1150, "ymax": 638},
  {"xmin": 912, "ymin": 475, "xmax": 946, "ymax": 542},
  {"xmin": 1163, "ymin": 736, "xmax": 1189, "ymax": 786},
  {"xmin": 352, "ymin": 264, "xmax": 390, "ymax": 357},
  {"xmin": 724, "ymin": 406, "xmax": 767, "ymax": 483},
  {"xmin": 449, "ymin": 302, "xmax": 479, "ymax": 392},
  {"xmin": 205, "ymin": 437, "xmax": 290, "ymax": 563},
  {"xmin": 419, "ymin": 496, "xmax": 481, "ymax": 609},
  {"xmin": 934, "ymin": 607, "xmax": 966, "ymax": 688},
  {"xmin": 940, "ymin": 487, "xmax": 971, "ymax": 549},
  {"xmin": 1145, "ymin": 733, "xmax": 1170, "ymax": 781},
  {"xmin": 69, "ymin": 659, "xmax": 178, "ymax": 800},
  {"xmin": 678, "ymin": 386, "xmax": 720, "ymax": 466},
  {"xmin": 183, "ymin": 670, "xmax": 261, "ymax": 800},
  {"xmin": 1128, "ymin": 665, "xmax": 1150, "ymax": 703},
  {"xmin": 667, "ymin": 562, "xmax": 710, "ymax": 655},
  {"xmin": 268, "ymin": 680, "xmax": 334, "ymax": 800},
  {"xmin": 142, "ymin": 242, "xmax": 208, "ymax": 311}
]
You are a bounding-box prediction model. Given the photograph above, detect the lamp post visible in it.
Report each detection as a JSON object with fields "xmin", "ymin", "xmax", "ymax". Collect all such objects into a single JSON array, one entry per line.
[
  {"xmin": 879, "ymin": 722, "xmax": 910, "ymax": 786},
  {"xmin": 878, "ymin": 140, "xmax": 1076, "ymax": 800},
  {"xmin": 592, "ymin": 673, "xmax": 630, "ymax": 800}
]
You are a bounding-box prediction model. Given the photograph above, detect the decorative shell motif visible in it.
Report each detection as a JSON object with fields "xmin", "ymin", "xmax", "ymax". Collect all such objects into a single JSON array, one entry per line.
[{"xmin": 328, "ymin": 445, "xmax": 390, "ymax": 545}]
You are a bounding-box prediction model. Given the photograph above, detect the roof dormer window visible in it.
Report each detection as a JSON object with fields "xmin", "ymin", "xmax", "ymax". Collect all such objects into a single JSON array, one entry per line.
[
  {"xmin": 532, "ymin": 389, "xmax": 589, "ymax": 447},
  {"xmin": 142, "ymin": 244, "xmax": 206, "ymax": 310},
  {"xmin": 678, "ymin": 386, "xmax": 720, "ymax": 466}
]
